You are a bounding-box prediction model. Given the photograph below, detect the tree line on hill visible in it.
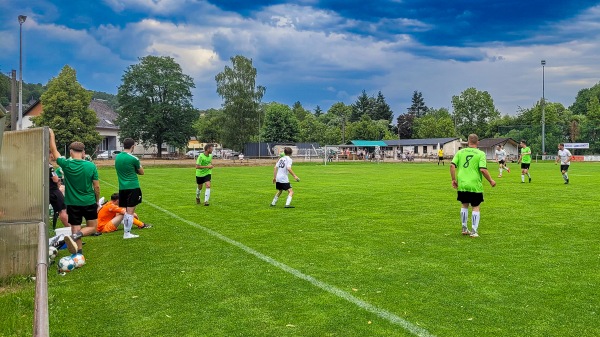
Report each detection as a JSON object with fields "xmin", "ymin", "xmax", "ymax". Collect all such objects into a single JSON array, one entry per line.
[{"xmin": 4, "ymin": 55, "xmax": 600, "ymax": 156}]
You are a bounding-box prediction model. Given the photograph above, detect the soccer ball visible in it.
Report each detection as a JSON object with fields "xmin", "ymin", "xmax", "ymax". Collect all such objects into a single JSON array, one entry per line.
[
  {"xmin": 72, "ymin": 254, "xmax": 86, "ymax": 268},
  {"xmin": 48, "ymin": 246, "xmax": 58, "ymax": 261},
  {"xmin": 58, "ymin": 256, "xmax": 76, "ymax": 272}
]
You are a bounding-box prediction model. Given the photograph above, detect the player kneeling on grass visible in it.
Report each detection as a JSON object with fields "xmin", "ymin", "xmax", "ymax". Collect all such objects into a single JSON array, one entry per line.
[
  {"xmin": 450, "ymin": 134, "xmax": 496, "ymax": 238},
  {"xmin": 97, "ymin": 193, "xmax": 152, "ymax": 233},
  {"xmin": 271, "ymin": 147, "xmax": 299, "ymax": 208}
]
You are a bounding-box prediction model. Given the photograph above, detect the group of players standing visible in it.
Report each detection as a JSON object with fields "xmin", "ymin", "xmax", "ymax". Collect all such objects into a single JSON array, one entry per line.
[
  {"xmin": 48, "ymin": 129, "xmax": 147, "ymax": 258},
  {"xmin": 451, "ymin": 136, "xmax": 572, "ymax": 238}
]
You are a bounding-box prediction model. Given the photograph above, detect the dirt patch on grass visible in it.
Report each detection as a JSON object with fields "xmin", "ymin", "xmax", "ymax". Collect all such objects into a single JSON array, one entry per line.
[{"xmin": 93, "ymin": 158, "xmax": 321, "ymax": 168}]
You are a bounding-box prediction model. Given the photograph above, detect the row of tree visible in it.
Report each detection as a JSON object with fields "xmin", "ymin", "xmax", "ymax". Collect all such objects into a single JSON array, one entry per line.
[{"xmin": 14, "ymin": 53, "xmax": 600, "ymax": 156}]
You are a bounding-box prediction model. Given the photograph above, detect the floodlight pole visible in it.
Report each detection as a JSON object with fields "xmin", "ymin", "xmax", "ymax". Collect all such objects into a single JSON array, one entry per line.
[
  {"xmin": 18, "ymin": 15, "xmax": 27, "ymax": 130},
  {"xmin": 541, "ymin": 59, "xmax": 546, "ymax": 155}
]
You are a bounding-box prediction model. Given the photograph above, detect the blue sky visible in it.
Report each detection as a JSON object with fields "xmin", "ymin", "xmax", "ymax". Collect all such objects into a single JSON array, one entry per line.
[{"xmin": 1, "ymin": 0, "xmax": 600, "ymax": 117}]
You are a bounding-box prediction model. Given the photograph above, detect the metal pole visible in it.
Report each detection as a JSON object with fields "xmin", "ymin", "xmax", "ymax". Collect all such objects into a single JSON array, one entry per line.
[
  {"xmin": 18, "ymin": 15, "xmax": 27, "ymax": 130},
  {"xmin": 541, "ymin": 59, "xmax": 546, "ymax": 156},
  {"xmin": 10, "ymin": 70, "xmax": 17, "ymax": 130}
]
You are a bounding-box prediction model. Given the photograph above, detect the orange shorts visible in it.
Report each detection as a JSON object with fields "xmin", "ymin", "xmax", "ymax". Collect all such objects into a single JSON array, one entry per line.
[{"xmin": 97, "ymin": 222, "xmax": 118, "ymax": 233}]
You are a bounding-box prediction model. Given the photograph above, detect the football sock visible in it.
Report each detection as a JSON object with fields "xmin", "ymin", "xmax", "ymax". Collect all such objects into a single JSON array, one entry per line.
[
  {"xmin": 133, "ymin": 218, "xmax": 144, "ymax": 228},
  {"xmin": 286, "ymin": 195, "xmax": 293, "ymax": 206},
  {"xmin": 563, "ymin": 173, "xmax": 569, "ymax": 181},
  {"xmin": 499, "ymin": 167, "xmax": 503, "ymax": 175},
  {"xmin": 521, "ymin": 174, "xmax": 525, "ymax": 182},
  {"xmin": 204, "ymin": 188, "xmax": 211, "ymax": 202},
  {"xmin": 472, "ymin": 211, "xmax": 480, "ymax": 233},
  {"xmin": 271, "ymin": 195, "xmax": 279, "ymax": 205},
  {"xmin": 460, "ymin": 208, "xmax": 468, "ymax": 228},
  {"xmin": 526, "ymin": 173, "xmax": 531, "ymax": 178},
  {"xmin": 196, "ymin": 188, "xmax": 201, "ymax": 198},
  {"xmin": 123, "ymin": 214, "xmax": 134, "ymax": 233}
]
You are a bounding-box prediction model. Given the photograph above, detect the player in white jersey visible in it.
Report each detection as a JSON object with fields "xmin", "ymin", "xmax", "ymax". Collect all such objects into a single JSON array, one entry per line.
[
  {"xmin": 494, "ymin": 145, "xmax": 510, "ymax": 177},
  {"xmin": 555, "ymin": 143, "xmax": 572, "ymax": 184},
  {"xmin": 271, "ymin": 147, "xmax": 300, "ymax": 208}
]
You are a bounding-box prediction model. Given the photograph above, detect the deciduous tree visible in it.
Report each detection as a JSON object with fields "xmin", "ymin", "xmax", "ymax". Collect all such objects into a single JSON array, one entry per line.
[
  {"xmin": 117, "ymin": 56, "xmax": 196, "ymax": 157},
  {"xmin": 216, "ymin": 55, "xmax": 265, "ymax": 151},
  {"xmin": 261, "ymin": 102, "xmax": 300, "ymax": 142},
  {"xmin": 32, "ymin": 65, "xmax": 102, "ymax": 155},
  {"xmin": 451, "ymin": 87, "xmax": 500, "ymax": 138}
]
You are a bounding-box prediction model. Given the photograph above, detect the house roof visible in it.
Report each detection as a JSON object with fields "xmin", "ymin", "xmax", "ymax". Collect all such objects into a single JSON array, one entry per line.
[
  {"xmin": 478, "ymin": 138, "xmax": 517, "ymax": 148},
  {"xmin": 90, "ymin": 99, "xmax": 118, "ymax": 129},
  {"xmin": 23, "ymin": 100, "xmax": 41, "ymax": 117},
  {"xmin": 350, "ymin": 140, "xmax": 387, "ymax": 147},
  {"xmin": 23, "ymin": 99, "xmax": 118, "ymax": 129},
  {"xmin": 384, "ymin": 137, "xmax": 460, "ymax": 146}
]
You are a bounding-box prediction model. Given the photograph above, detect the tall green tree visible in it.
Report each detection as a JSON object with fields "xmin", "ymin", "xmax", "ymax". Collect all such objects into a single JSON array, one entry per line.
[
  {"xmin": 291, "ymin": 101, "xmax": 310, "ymax": 122},
  {"xmin": 569, "ymin": 83, "xmax": 600, "ymax": 116},
  {"xmin": 215, "ymin": 55, "xmax": 265, "ymax": 151},
  {"xmin": 347, "ymin": 114, "xmax": 380, "ymax": 140},
  {"xmin": 413, "ymin": 108, "xmax": 456, "ymax": 139},
  {"xmin": 314, "ymin": 105, "xmax": 323, "ymax": 117},
  {"xmin": 32, "ymin": 65, "xmax": 102, "ymax": 155},
  {"xmin": 373, "ymin": 91, "xmax": 393, "ymax": 123},
  {"xmin": 193, "ymin": 109, "xmax": 225, "ymax": 144},
  {"xmin": 407, "ymin": 90, "xmax": 428, "ymax": 117},
  {"xmin": 451, "ymin": 87, "xmax": 500, "ymax": 138},
  {"xmin": 117, "ymin": 56, "xmax": 196, "ymax": 157},
  {"xmin": 350, "ymin": 90, "xmax": 375, "ymax": 122},
  {"xmin": 298, "ymin": 114, "xmax": 326, "ymax": 144},
  {"xmin": 396, "ymin": 113, "xmax": 415, "ymax": 139},
  {"xmin": 327, "ymin": 102, "xmax": 352, "ymax": 143},
  {"xmin": 261, "ymin": 102, "xmax": 299, "ymax": 142}
]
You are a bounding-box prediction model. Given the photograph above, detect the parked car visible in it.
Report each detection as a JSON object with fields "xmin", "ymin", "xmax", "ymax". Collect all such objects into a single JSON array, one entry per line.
[
  {"xmin": 186, "ymin": 150, "xmax": 200, "ymax": 158},
  {"xmin": 110, "ymin": 150, "xmax": 120, "ymax": 158},
  {"xmin": 96, "ymin": 151, "xmax": 109, "ymax": 159}
]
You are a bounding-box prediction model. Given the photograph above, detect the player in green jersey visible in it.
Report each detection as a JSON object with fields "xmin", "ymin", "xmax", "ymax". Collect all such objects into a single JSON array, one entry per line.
[
  {"xmin": 195, "ymin": 144, "xmax": 214, "ymax": 206},
  {"xmin": 49, "ymin": 129, "xmax": 100, "ymax": 254},
  {"xmin": 115, "ymin": 138, "xmax": 145, "ymax": 239},
  {"xmin": 517, "ymin": 139, "xmax": 532, "ymax": 183},
  {"xmin": 450, "ymin": 134, "xmax": 496, "ymax": 238}
]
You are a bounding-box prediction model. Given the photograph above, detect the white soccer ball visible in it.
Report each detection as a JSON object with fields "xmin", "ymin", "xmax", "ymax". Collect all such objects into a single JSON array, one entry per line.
[
  {"xmin": 58, "ymin": 256, "xmax": 76, "ymax": 272},
  {"xmin": 48, "ymin": 246, "xmax": 58, "ymax": 261},
  {"xmin": 72, "ymin": 254, "xmax": 86, "ymax": 268}
]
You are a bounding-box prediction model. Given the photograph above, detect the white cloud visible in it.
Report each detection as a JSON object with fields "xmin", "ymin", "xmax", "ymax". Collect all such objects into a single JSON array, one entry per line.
[{"xmin": 102, "ymin": 0, "xmax": 199, "ymax": 14}]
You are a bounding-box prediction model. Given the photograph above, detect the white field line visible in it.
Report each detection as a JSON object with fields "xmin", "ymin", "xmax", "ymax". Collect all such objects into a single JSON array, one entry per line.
[{"xmin": 101, "ymin": 180, "xmax": 435, "ymax": 337}]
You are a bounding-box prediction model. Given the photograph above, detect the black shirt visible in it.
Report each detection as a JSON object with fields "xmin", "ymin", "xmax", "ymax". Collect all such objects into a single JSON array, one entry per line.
[{"xmin": 49, "ymin": 164, "xmax": 59, "ymax": 191}]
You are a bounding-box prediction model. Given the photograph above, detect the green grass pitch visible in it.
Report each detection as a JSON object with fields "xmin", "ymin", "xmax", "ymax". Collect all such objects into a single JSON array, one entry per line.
[{"xmin": 1, "ymin": 161, "xmax": 599, "ymax": 336}]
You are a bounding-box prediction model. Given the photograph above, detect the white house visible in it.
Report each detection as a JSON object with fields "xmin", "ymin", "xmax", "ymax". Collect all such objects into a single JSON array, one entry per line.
[
  {"xmin": 478, "ymin": 138, "xmax": 519, "ymax": 160},
  {"xmin": 384, "ymin": 138, "xmax": 463, "ymax": 159}
]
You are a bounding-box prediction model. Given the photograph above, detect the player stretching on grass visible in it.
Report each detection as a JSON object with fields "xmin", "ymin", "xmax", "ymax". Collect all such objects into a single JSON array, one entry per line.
[
  {"xmin": 195, "ymin": 144, "xmax": 213, "ymax": 206},
  {"xmin": 450, "ymin": 134, "xmax": 496, "ymax": 238},
  {"xmin": 271, "ymin": 147, "xmax": 299, "ymax": 208},
  {"xmin": 49, "ymin": 129, "xmax": 100, "ymax": 254},
  {"xmin": 494, "ymin": 145, "xmax": 510, "ymax": 177},
  {"xmin": 556, "ymin": 143, "xmax": 572, "ymax": 184},
  {"xmin": 518, "ymin": 139, "xmax": 532, "ymax": 183},
  {"xmin": 115, "ymin": 138, "xmax": 144, "ymax": 239},
  {"xmin": 97, "ymin": 193, "xmax": 152, "ymax": 233}
]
